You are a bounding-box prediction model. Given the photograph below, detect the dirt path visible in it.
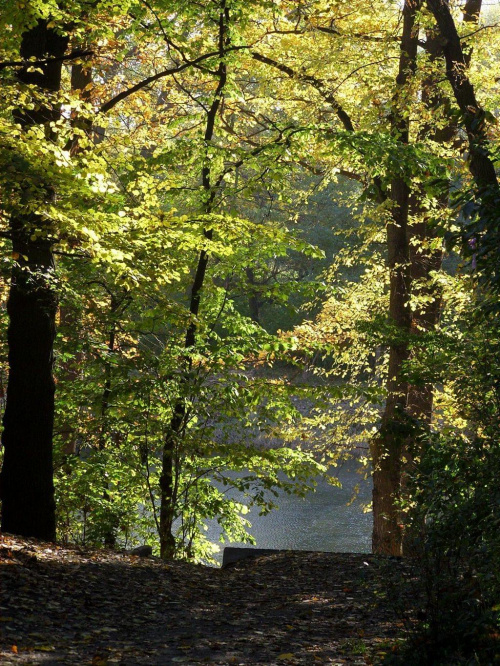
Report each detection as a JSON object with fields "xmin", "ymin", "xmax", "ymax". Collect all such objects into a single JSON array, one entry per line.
[{"xmin": 0, "ymin": 535, "xmax": 418, "ymax": 665}]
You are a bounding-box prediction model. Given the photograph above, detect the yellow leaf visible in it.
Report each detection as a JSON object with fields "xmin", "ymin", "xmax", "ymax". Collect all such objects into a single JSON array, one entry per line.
[{"xmin": 277, "ymin": 654, "xmax": 294, "ymax": 660}]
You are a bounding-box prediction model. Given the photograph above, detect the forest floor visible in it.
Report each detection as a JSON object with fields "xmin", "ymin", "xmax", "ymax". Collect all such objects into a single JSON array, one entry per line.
[{"xmin": 0, "ymin": 534, "xmax": 422, "ymax": 665}]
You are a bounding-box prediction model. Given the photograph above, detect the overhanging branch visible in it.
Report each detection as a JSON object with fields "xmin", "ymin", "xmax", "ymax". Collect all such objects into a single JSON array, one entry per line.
[
  {"xmin": 251, "ymin": 51, "xmax": 355, "ymax": 132},
  {"xmin": 0, "ymin": 50, "xmax": 93, "ymax": 71},
  {"xmin": 100, "ymin": 45, "xmax": 247, "ymax": 114}
]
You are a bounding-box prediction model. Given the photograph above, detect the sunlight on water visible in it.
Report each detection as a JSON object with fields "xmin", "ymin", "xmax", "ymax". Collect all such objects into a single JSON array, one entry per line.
[{"xmin": 206, "ymin": 462, "xmax": 372, "ymax": 564}]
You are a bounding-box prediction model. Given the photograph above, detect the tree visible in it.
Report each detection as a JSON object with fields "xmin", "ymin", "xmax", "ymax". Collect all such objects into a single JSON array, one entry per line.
[
  {"xmin": 370, "ymin": 0, "xmax": 421, "ymax": 556},
  {"xmin": 1, "ymin": 0, "xmax": 498, "ymax": 564},
  {"xmin": 426, "ymin": 0, "xmax": 500, "ymax": 293},
  {"xmin": 0, "ymin": 16, "xmax": 69, "ymax": 539}
]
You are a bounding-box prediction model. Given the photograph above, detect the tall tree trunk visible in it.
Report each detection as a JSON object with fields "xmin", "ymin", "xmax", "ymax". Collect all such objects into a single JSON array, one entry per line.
[
  {"xmin": 0, "ymin": 21, "xmax": 69, "ymax": 540},
  {"xmin": 371, "ymin": 0, "xmax": 420, "ymax": 556},
  {"xmin": 405, "ymin": 0, "xmax": 482, "ymax": 435},
  {"xmin": 400, "ymin": 0, "xmax": 483, "ymax": 554},
  {"xmin": 159, "ymin": 1, "xmax": 229, "ymax": 560}
]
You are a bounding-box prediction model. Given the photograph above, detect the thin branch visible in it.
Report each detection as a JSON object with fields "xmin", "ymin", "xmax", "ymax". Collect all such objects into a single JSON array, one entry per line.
[
  {"xmin": 99, "ymin": 45, "xmax": 247, "ymax": 114},
  {"xmin": 139, "ymin": 0, "xmax": 170, "ymax": 44},
  {"xmin": 0, "ymin": 49, "xmax": 93, "ymax": 71},
  {"xmin": 251, "ymin": 51, "xmax": 356, "ymax": 132},
  {"xmin": 172, "ymin": 73, "xmax": 209, "ymax": 113},
  {"xmin": 314, "ymin": 25, "xmax": 399, "ymax": 42},
  {"xmin": 460, "ymin": 21, "xmax": 500, "ymax": 40},
  {"xmin": 332, "ymin": 57, "xmax": 400, "ymax": 94}
]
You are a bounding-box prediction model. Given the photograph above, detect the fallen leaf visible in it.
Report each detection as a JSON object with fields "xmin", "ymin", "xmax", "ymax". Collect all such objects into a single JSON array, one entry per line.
[{"xmin": 92, "ymin": 656, "xmax": 108, "ymax": 665}]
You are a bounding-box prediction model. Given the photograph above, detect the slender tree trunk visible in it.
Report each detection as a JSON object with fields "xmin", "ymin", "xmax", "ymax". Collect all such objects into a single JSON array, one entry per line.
[
  {"xmin": 58, "ymin": 55, "xmax": 93, "ymax": 455},
  {"xmin": 0, "ymin": 21, "xmax": 68, "ymax": 540},
  {"xmin": 69, "ymin": 55, "xmax": 93, "ymax": 155},
  {"xmin": 100, "ymin": 292, "xmax": 123, "ymax": 448},
  {"xmin": 246, "ymin": 268, "xmax": 262, "ymax": 324},
  {"xmin": 159, "ymin": 1, "xmax": 229, "ymax": 560},
  {"xmin": 371, "ymin": 0, "xmax": 420, "ymax": 556},
  {"xmin": 58, "ymin": 307, "xmax": 83, "ymax": 455}
]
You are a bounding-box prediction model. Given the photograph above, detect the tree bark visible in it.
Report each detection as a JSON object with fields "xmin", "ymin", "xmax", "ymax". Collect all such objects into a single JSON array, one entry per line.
[
  {"xmin": 0, "ymin": 21, "xmax": 68, "ymax": 540},
  {"xmin": 371, "ymin": 0, "xmax": 420, "ymax": 556}
]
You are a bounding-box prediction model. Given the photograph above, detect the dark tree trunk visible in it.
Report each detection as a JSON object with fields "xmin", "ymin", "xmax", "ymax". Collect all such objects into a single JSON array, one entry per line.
[
  {"xmin": 403, "ymin": 0, "xmax": 482, "ymax": 430},
  {"xmin": 69, "ymin": 55, "xmax": 93, "ymax": 155},
  {"xmin": 0, "ymin": 21, "xmax": 68, "ymax": 540},
  {"xmin": 246, "ymin": 268, "xmax": 262, "ymax": 324},
  {"xmin": 159, "ymin": 1, "xmax": 229, "ymax": 560},
  {"xmin": 426, "ymin": 0, "xmax": 498, "ymax": 192},
  {"xmin": 371, "ymin": 0, "xmax": 420, "ymax": 556},
  {"xmin": 426, "ymin": 0, "xmax": 500, "ymax": 299}
]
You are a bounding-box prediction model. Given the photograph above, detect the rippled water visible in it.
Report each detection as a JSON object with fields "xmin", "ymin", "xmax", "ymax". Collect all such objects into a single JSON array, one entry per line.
[{"xmin": 206, "ymin": 463, "xmax": 373, "ymax": 563}]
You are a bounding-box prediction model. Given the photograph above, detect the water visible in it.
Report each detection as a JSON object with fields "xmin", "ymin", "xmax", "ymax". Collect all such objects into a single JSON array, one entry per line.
[{"xmin": 206, "ymin": 462, "xmax": 373, "ymax": 564}]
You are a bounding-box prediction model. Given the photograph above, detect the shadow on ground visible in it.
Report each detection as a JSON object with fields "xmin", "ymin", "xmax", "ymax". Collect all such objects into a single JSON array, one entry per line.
[{"xmin": 0, "ymin": 536, "xmax": 419, "ymax": 665}]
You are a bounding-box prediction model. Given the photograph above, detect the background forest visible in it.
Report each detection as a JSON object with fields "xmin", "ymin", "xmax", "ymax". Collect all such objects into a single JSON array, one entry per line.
[{"xmin": 1, "ymin": 0, "xmax": 500, "ymax": 660}]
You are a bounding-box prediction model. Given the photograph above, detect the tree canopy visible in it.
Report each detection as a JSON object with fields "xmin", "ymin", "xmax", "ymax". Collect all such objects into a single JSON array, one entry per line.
[{"xmin": 0, "ymin": 8, "xmax": 499, "ymax": 654}]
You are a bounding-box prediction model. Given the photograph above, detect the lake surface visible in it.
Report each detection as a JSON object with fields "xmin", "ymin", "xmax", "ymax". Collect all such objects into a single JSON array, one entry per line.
[{"xmin": 206, "ymin": 462, "xmax": 373, "ymax": 564}]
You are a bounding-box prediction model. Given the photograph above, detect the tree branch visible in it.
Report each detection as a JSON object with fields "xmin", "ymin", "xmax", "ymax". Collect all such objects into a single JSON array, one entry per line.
[
  {"xmin": 99, "ymin": 45, "xmax": 247, "ymax": 114},
  {"xmin": 251, "ymin": 51, "xmax": 355, "ymax": 132},
  {"xmin": 0, "ymin": 50, "xmax": 93, "ymax": 71}
]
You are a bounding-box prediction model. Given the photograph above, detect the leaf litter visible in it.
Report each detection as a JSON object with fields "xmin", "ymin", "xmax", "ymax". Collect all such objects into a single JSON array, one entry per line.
[{"xmin": 0, "ymin": 534, "xmax": 421, "ymax": 664}]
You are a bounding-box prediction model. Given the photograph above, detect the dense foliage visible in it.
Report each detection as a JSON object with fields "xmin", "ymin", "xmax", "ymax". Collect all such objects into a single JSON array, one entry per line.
[{"xmin": 0, "ymin": 4, "xmax": 499, "ymax": 656}]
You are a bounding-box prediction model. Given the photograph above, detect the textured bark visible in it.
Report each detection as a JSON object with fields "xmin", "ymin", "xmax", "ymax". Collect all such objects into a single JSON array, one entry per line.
[
  {"xmin": 0, "ymin": 21, "xmax": 68, "ymax": 540},
  {"xmin": 371, "ymin": 0, "xmax": 420, "ymax": 556}
]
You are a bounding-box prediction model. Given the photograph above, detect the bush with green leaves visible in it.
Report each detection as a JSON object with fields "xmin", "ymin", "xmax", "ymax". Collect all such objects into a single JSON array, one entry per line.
[
  {"xmin": 400, "ymin": 313, "xmax": 500, "ymax": 664},
  {"xmin": 53, "ymin": 260, "xmax": 325, "ymax": 562}
]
